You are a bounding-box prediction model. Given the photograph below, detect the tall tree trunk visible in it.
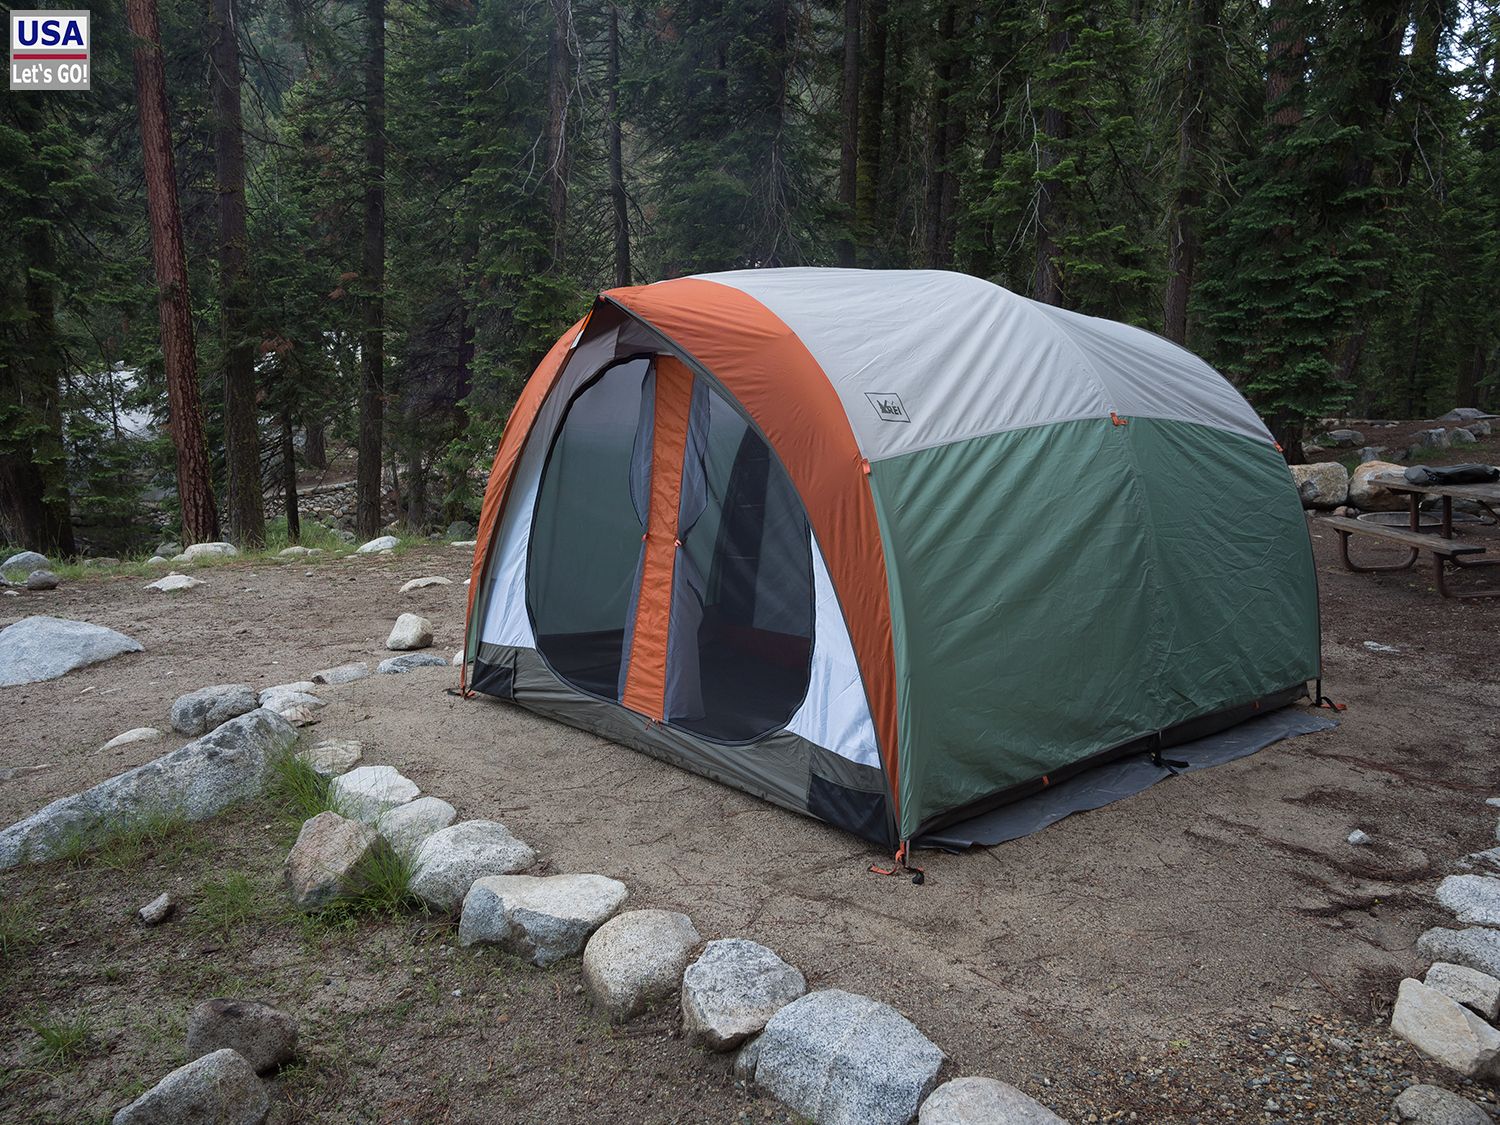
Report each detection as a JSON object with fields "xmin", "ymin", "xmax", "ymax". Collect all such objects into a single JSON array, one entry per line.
[
  {"xmin": 280, "ymin": 409, "xmax": 300, "ymax": 544},
  {"xmin": 210, "ymin": 0, "xmax": 264, "ymax": 547},
  {"xmin": 304, "ymin": 420, "xmax": 326, "ymax": 469},
  {"xmin": 854, "ymin": 0, "xmax": 887, "ymax": 265},
  {"xmin": 545, "ymin": 0, "xmax": 574, "ymax": 266},
  {"xmin": 936, "ymin": 6, "xmax": 967, "ymax": 265},
  {"xmin": 355, "ymin": 0, "xmax": 386, "ymax": 539},
  {"xmin": 1033, "ymin": 1, "xmax": 1069, "ymax": 305},
  {"xmin": 606, "ymin": 3, "xmax": 631, "ymax": 287},
  {"xmin": 837, "ymin": 0, "xmax": 860, "ymax": 267},
  {"xmin": 0, "ymin": 97, "xmax": 77, "ymax": 556},
  {"xmin": 1163, "ymin": 0, "xmax": 1217, "ymax": 344},
  {"xmin": 1263, "ymin": 0, "xmax": 1306, "ymax": 460},
  {"xmin": 924, "ymin": 4, "xmax": 956, "ymax": 268},
  {"xmin": 128, "ymin": 0, "xmax": 220, "ymax": 544}
]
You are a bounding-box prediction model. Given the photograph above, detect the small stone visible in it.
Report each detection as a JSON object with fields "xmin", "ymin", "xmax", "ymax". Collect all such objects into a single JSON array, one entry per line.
[
  {"xmin": 145, "ymin": 556, "xmax": 169, "ymax": 565},
  {"xmin": 376, "ymin": 795, "xmax": 456, "ymax": 859},
  {"xmin": 681, "ymin": 938, "xmax": 806, "ymax": 1050},
  {"xmin": 1390, "ymin": 977, "xmax": 1500, "ymax": 1078},
  {"xmin": 329, "ymin": 764, "xmax": 420, "ymax": 823},
  {"xmin": 452, "ymin": 650, "xmax": 464, "ymax": 666},
  {"xmin": 186, "ymin": 998, "xmax": 297, "ymax": 1074},
  {"xmin": 283, "ymin": 811, "xmax": 383, "ymax": 910},
  {"xmin": 277, "ymin": 546, "xmax": 323, "ymax": 558},
  {"xmin": 743, "ymin": 989, "xmax": 945, "ymax": 1125},
  {"xmin": 1426, "ymin": 963, "xmax": 1500, "ymax": 1021},
  {"xmin": 582, "ymin": 909, "xmax": 701, "ymax": 1022},
  {"xmin": 450, "ymin": 539, "xmax": 476, "ymax": 549},
  {"xmin": 378, "ymin": 652, "xmax": 449, "ymax": 674},
  {"xmin": 919, "ymin": 1077, "xmax": 1067, "ymax": 1124},
  {"xmin": 111, "ymin": 1048, "xmax": 267, "ymax": 1125},
  {"xmin": 145, "ymin": 573, "xmax": 204, "ymax": 593},
  {"xmin": 356, "ymin": 535, "xmax": 400, "ymax": 554},
  {"xmin": 179, "ymin": 541, "xmax": 239, "ymax": 562},
  {"xmin": 138, "ymin": 892, "xmax": 174, "ymax": 925},
  {"xmin": 154, "ymin": 543, "xmax": 181, "ymax": 558},
  {"xmin": 409, "ymin": 820, "xmax": 537, "ymax": 912},
  {"xmin": 1347, "ymin": 829, "xmax": 1372, "ymax": 846},
  {"xmin": 400, "ymin": 576, "xmax": 452, "ymax": 593},
  {"xmin": 297, "ymin": 738, "xmax": 362, "ymax": 778},
  {"xmin": 1392, "ymin": 1083, "xmax": 1492, "ymax": 1124},
  {"xmin": 311, "ymin": 661, "xmax": 370, "ymax": 686},
  {"xmin": 170, "ymin": 684, "xmax": 258, "ymax": 735},
  {"xmin": 386, "ymin": 613, "xmax": 434, "ymax": 651},
  {"xmin": 459, "ymin": 873, "xmax": 629, "ymax": 966},
  {"xmin": 24, "ymin": 569, "xmax": 58, "ymax": 591},
  {"xmin": 257, "ymin": 686, "xmax": 324, "ymax": 716},
  {"xmin": 101, "ymin": 727, "xmax": 162, "ymax": 752}
]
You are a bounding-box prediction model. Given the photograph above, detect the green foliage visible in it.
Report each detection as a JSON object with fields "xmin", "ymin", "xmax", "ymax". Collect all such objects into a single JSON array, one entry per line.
[
  {"xmin": 266, "ymin": 749, "xmax": 335, "ymax": 824},
  {"xmin": 191, "ymin": 871, "xmax": 268, "ymax": 936},
  {"xmin": 25, "ymin": 1011, "xmax": 93, "ymax": 1065}
]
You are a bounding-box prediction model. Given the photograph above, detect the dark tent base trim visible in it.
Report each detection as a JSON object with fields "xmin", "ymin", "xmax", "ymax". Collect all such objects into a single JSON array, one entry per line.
[{"xmin": 916, "ymin": 704, "xmax": 1337, "ymax": 850}]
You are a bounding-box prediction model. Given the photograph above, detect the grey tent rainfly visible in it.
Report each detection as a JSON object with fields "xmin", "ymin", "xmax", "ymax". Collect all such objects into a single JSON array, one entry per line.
[{"xmin": 459, "ymin": 269, "xmax": 1322, "ymax": 858}]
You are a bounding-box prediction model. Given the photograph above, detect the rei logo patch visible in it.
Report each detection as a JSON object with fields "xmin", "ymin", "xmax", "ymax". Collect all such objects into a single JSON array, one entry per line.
[{"xmin": 864, "ymin": 392, "xmax": 910, "ymax": 423}]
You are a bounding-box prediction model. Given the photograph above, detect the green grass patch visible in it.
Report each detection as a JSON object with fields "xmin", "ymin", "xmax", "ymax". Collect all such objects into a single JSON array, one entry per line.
[
  {"xmin": 0, "ymin": 895, "xmax": 41, "ymax": 961},
  {"xmin": 191, "ymin": 871, "xmax": 272, "ymax": 937},
  {"xmin": 267, "ymin": 750, "xmax": 336, "ymax": 824},
  {"xmin": 25, "ymin": 1010, "xmax": 93, "ymax": 1065}
]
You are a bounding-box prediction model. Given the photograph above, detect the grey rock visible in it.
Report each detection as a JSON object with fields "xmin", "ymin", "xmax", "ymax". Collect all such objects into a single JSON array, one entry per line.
[
  {"xmin": 0, "ymin": 615, "xmax": 143, "ymax": 687},
  {"xmin": 277, "ymin": 546, "xmax": 323, "ymax": 559},
  {"xmin": 1437, "ymin": 875, "xmax": 1500, "ymax": 927},
  {"xmin": 445, "ymin": 520, "xmax": 475, "ymax": 540},
  {"xmin": 460, "ymin": 873, "xmax": 629, "ymax": 965},
  {"xmin": 409, "ymin": 820, "xmax": 536, "ymax": 912},
  {"xmin": 376, "ymin": 795, "xmax": 456, "ymax": 859},
  {"xmin": 1289, "ymin": 463, "xmax": 1349, "ymax": 510},
  {"xmin": 111, "ymin": 1048, "xmax": 267, "ymax": 1125},
  {"xmin": 1323, "ymin": 429, "xmax": 1364, "ymax": 447},
  {"xmin": 1348, "ymin": 460, "xmax": 1409, "ymax": 511},
  {"xmin": 145, "ymin": 573, "xmax": 204, "ymax": 593},
  {"xmin": 378, "ymin": 652, "xmax": 449, "ymax": 674},
  {"xmin": 257, "ymin": 681, "xmax": 317, "ymax": 706},
  {"xmin": 144, "ymin": 556, "xmax": 169, "ymax": 566},
  {"xmin": 1439, "ymin": 408, "xmax": 1494, "ymax": 424},
  {"xmin": 138, "ymin": 892, "xmax": 175, "ymax": 925},
  {"xmin": 297, "ymin": 738, "xmax": 362, "ymax": 778},
  {"xmin": 1356, "ymin": 446, "xmax": 1388, "ymax": 463},
  {"xmin": 186, "ymin": 999, "xmax": 298, "ymax": 1074},
  {"xmin": 330, "ymin": 765, "xmax": 419, "ymax": 823},
  {"xmin": 24, "ymin": 570, "xmax": 58, "ymax": 591},
  {"xmin": 743, "ymin": 989, "xmax": 945, "ymax": 1125},
  {"xmin": 171, "ymin": 684, "xmax": 258, "ymax": 736},
  {"xmin": 1468, "ymin": 421, "xmax": 1493, "ymax": 438},
  {"xmin": 154, "ymin": 543, "xmax": 181, "ymax": 558},
  {"xmin": 682, "ymin": 938, "xmax": 806, "ymax": 1050},
  {"xmin": 450, "ymin": 539, "xmax": 477, "ymax": 549},
  {"xmin": 386, "ymin": 613, "xmax": 434, "ymax": 651},
  {"xmin": 1420, "ymin": 927, "xmax": 1500, "ymax": 980},
  {"xmin": 1, "ymin": 550, "xmax": 49, "ymax": 578},
  {"xmin": 1426, "ymin": 963, "xmax": 1500, "ymax": 1021},
  {"xmin": 311, "ymin": 661, "xmax": 369, "ymax": 686},
  {"xmin": 1391, "ymin": 977, "xmax": 1500, "ymax": 1078},
  {"xmin": 400, "ymin": 576, "xmax": 452, "ymax": 592},
  {"xmin": 1347, "ymin": 829, "xmax": 1372, "ymax": 846},
  {"xmin": 284, "ymin": 811, "xmax": 383, "ymax": 910},
  {"xmin": 182, "ymin": 541, "xmax": 239, "ymax": 561},
  {"xmin": 1450, "ymin": 428, "xmax": 1479, "ymax": 446},
  {"xmin": 0, "ymin": 709, "xmax": 296, "ymax": 869},
  {"xmin": 582, "ymin": 909, "xmax": 701, "ymax": 1022},
  {"xmin": 919, "ymin": 1077, "xmax": 1068, "ymax": 1124},
  {"xmin": 356, "ymin": 535, "xmax": 400, "ymax": 554},
  {"xmin": 102, "ymin": 727, "xmax": 163, "ymax": 752},
  {"xmin": 257, "ymin": 687, "xmax": 324, "ymax": 717},
  {"xmin": 1392, "ymin": 1083, "xmax": 1492, "ymax": 1125}
]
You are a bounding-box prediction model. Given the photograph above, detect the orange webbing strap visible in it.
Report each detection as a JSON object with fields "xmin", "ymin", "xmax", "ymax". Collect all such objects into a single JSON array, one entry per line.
[{"xmin": 868, "ymin": 841, "xmax": 925, "ymax": 884}]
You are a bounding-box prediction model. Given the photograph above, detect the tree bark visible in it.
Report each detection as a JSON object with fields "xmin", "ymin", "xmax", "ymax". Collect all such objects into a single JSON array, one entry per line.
[
  {"xmin": 1163, "ymin": 0, "xmax": 1216, "ymax": 344},
  {"xmin": 606, "ymin": 3, "xmax": 631, "ymax": 287},
  {"xmin": 280, "ymin": 410, "xmax": 300, "ymax": 544},
  {"xmin": 355, "ymin": 0, "xmax": 386, "ymax": 539},
  {"xmin": 128, "ymin": 0, "xmax": 220, "ymax": 544},
  {"xmin": 210, "ymin": 0, "xmax": 264, "ymax": 547},
  {"xmin": 854, "ymin": 0, "xmax": 886, "ymax": 265},
  {"xmin": 924, "ymin": 4, "xmax": 957, "ymax": 269},
  {"xmin": 545, "ymin": 0, "xmax": 574, "ymax": 266},
  {"xmin": 1032, "ymin": 1, "xmax": 1069, "ymax": 305},
  {"xmin": 837, "ymin": 0, "xmax": 860, "ymax": 267},
  {"xmin": 304, "ymin": 420, "xmax": 326, "ymax": 469}
]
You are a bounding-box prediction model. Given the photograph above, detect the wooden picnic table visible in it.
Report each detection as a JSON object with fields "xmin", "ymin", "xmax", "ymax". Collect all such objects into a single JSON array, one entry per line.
[{"xmin": 1324, "ymin": 471, "xmax": 1500, "ymax": 598}]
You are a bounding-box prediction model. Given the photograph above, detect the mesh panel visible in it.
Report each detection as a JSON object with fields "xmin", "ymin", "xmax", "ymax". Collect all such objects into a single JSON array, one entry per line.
[{"xmin": 529, "ymin": 358, "xmax": 650, "ymax": 698}]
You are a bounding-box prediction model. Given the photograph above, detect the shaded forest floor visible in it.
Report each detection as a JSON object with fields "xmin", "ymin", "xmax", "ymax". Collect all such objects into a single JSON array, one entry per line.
[{"xmin": 2, "ymin": 501, "xmax": 1500, "ymax": 1120}]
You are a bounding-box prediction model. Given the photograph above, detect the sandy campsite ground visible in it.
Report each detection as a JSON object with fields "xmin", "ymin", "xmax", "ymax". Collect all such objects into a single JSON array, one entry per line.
[{"xmin": 2, "ymin": 516, "xmax": 1499, "ymax": 1121}]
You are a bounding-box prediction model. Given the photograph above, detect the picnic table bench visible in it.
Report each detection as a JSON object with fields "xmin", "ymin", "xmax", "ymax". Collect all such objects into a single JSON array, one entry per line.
[{"xmin": 1326, "ymin": 471, "xmax": 1500, "ymax": 599}]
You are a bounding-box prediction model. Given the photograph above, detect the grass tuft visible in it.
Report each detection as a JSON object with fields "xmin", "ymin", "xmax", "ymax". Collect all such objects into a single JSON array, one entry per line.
[
  {"xmin": 0, "ymin": 896, "xmax": 41, "ymax": 960},
  {"xmin": 192, "ymin": 871, "xmax": 269, "ymax": 936},
  {"xmin": 266, "ymin": 750, "xmax": 336, "ymax": 824},
  {"xmin": 26, "ymin": 1011, "xmax": 93, "ymax": 1065}
]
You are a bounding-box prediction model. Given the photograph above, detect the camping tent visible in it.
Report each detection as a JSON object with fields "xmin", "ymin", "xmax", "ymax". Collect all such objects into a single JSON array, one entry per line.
[{"xmin": 462, "ymin": 269, "xmax": 1320, "ymax": 852}]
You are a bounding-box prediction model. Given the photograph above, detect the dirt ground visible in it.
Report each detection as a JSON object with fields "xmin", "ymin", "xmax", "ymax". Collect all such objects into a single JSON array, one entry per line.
[{"xmin": 3, "ymin": 489, "xmax": 1500, "ymax": 1120}]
